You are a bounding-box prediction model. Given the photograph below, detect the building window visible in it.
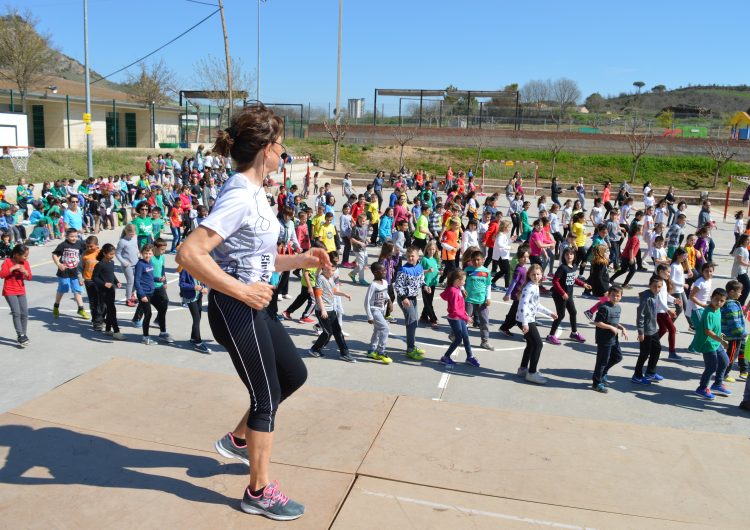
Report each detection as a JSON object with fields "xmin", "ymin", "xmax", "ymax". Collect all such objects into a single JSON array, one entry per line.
[
  {"xmin": 125, "ymin": 113, "xmax": 137, "ymax": 147},
  {"xmin": 31, "ymin": 105, "xmax": 45, "ymax": 148}
]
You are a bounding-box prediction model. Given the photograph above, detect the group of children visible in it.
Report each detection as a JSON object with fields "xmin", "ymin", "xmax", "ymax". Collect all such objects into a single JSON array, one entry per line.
[{"xmin": 3, "ymin": 162, "xmax": 750, "ymax": 412}]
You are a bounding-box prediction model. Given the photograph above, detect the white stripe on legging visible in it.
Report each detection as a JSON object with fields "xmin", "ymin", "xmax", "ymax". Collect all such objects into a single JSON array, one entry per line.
[
  {"xmin": 249, "ymin": 306, "xmax": 275, "ymax": 432},
  {"xmin": 214, "ymin": 295, "xmax": 259, "ymax": 417}
]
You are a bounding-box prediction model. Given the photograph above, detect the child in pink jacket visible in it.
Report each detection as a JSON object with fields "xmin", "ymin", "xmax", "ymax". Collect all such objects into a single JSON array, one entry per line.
[{"xmin": 439, "ymin": 269, "xmax": 480, "ymax": 367}]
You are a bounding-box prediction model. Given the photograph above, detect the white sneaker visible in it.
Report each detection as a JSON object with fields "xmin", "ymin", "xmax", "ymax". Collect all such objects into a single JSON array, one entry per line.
[
  {"xmin": 525, "ymin": 371, "xmax": 548, "ymax": 385},
  {"xmin": 341, "ymin": 330, "xmax": 350, "ymax": 337}
]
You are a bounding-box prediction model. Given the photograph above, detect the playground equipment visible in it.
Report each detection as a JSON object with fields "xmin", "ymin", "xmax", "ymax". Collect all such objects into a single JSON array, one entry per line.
[{"xmin": 730, "ymin": 112, "xmax": 750, "ymax": 140}]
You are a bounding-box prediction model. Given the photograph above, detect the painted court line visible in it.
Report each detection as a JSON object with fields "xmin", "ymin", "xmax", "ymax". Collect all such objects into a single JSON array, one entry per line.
[{"xmin": 360, "ymin": 489, "xmax": 596, "ymax": 529}]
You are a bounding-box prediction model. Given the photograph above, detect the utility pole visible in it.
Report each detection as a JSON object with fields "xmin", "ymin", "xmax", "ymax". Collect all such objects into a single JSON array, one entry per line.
[
  {"xmin": 218, "ymin": 0, "xmax": 233, "ymax": 121},
  {"xmin": 257, "ymin": 0, "xmax": 264, "ymax": 101},
  {"xmin": 83, "ymin": 0, "xmax": 93, "ymax": 180},
  {"xmin": 335, "ymin": 0, "xmax": 342, "ymax": 124}
]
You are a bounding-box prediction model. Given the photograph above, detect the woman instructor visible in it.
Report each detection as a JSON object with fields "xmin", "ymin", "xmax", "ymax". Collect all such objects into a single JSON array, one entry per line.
[{"xmin": 177, "ymin": 106, "xmax": 329, "ymax": 521}]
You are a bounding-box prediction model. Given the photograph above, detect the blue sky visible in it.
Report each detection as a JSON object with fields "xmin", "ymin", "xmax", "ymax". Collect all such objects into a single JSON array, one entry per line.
[{"xmin": 16, "ymin": 0, "xmax": 745, "ymax": 115}]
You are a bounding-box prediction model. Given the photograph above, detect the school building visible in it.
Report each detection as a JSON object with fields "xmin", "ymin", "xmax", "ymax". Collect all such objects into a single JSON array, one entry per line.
[{"xmin": 0, "ymin": 79, "xmax": 182, "ymax": 149}]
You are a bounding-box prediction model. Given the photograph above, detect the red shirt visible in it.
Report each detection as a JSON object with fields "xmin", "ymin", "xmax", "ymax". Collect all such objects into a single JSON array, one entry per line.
[
  {"xmin": 296, "ymin": 223, "xmax": 310, "ymax": 250},
  {"xmin": 1, "ymin": 258, "xmax": 31, "ymax": 296},
  {"xmin": 351, "ymin": 201, "xmax": 366, "ymax": 221},
  {"xmin": 622, "ymin": 235, "xmax": 640, "ymax": 260}
]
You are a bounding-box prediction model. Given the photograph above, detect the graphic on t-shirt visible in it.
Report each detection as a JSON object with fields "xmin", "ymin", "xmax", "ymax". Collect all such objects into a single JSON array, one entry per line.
[{"xmin": 61, "ymin": 247, "xmax": 81, "ymax": 269}]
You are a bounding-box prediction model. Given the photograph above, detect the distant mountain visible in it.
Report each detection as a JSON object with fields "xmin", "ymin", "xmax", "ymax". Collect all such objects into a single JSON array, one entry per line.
[
  {"xmin": 50, "ymin": 49, "xmax": 132, "ymax": 94},
  {"xmin": 587, "ymin": 85, "xmax": 750, "ymax": 118}
]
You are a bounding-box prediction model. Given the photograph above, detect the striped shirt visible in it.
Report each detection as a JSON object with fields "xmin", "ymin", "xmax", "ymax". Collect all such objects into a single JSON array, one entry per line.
[{"xmin": 720, "ymin": 299, "xmax": 746, "ymax": 339}]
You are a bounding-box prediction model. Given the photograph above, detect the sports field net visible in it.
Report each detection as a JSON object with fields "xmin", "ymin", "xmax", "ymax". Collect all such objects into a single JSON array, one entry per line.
[{"xmin": 481, "ymin": 160, "xmax": 538, "ymax": 194}]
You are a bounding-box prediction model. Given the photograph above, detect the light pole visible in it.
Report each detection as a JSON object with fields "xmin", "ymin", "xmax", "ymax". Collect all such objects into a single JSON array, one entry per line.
[
  {"xmin": 335, "ymin": 0, "xmax": 342, "ymax": 124},
  {"xmin": 83, "ymin": 0, "xmax": 93, "ymax": 179}
]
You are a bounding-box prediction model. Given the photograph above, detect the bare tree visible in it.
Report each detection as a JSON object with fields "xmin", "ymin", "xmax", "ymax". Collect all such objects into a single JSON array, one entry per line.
[
  {"xmin": 627, "ymin": 134, "xmax": 653, "ymax": 183},
  {"xmin": 193, "ymin": 54, "xmax": 255, "ymax": 129},
  {"xmin": 126, "ymin": 60, "xmax": 177, "ymax": 106},
  {"xmin": 706, "ymin": 140, "xmax": 738, "ymax": 188},
  {"xmin": 322, "ymin": 119, "xmax": 348, "ymax": 170},
  {"xmin": 0, "ymin": 9, "xmax": 56, "ymax": 113},
  {"xmin": 550, "ymin": 78, "xmax": 581, "ymax": 131},
  {"xmin": 548, "ymin": 138, "xmax": 566, "ymax": 178},
  {"xmin": 392, "ymin": 128, "xmax": 418, "ymax": 169},
  {"xmin": 473, "ymin": 131, "xmax": 487, "ymax": 173},
  {"xmin": 520, "ymin": 79, "xmax": 550, "ymax": 109}
]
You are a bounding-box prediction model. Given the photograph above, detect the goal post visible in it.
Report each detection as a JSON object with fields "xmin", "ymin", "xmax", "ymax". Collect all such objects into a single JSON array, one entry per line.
[{"xmin": 481, "ymin": 159, "xmax": 539, "ymax": 196}]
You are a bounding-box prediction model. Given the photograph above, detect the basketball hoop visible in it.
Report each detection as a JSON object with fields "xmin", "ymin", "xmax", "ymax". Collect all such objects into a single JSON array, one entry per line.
[{"xmin": 1, "ymin": 146, "xmax": 34, "ymax": 173}]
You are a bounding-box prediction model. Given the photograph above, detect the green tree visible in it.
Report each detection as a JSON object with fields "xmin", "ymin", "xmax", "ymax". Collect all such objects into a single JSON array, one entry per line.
[
  {"xmin": 656, "ymin": 109, "xmax": 674, "ymax": 129},
  {"xmin": 633, "ymin": 81, "xmax": 645, "ymax": 94},
  {"xmin": 652, "ymin": 84, "xmax": 667, "ymax": 93},
  {"xmin": 584, "ymin": 92, "xmax": 606, "ymax": 112}
]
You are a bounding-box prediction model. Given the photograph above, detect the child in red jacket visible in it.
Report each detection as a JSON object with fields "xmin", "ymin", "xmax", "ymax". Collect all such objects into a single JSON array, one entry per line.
[{"xmin": 1, "ymin": 244, "xmax": 32, "ymax": 347}]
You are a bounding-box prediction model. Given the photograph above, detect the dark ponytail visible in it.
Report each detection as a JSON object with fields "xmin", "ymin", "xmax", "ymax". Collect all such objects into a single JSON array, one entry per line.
[
  {"xmin": 213, "ymin": 105, "xmax": 284, "ymax": 172},
  {"xmin": 96, "ymin": 243, "xmax": 116, "ymax": 261}
]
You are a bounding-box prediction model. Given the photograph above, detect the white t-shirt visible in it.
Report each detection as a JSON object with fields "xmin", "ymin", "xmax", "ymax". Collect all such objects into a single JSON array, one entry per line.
[
  {"xmin": 493, "ymin": 232, "xmax": 512, "ymax": 261},
  {"xmin": 731, "ymin": 247, "xmax": 749, "ymax": 277},
  {"xmin": 650, "ymin": 246, "xmax": 667, "ymax": 264},
  {"xmin": 686, "ymin": 277, "xmax": 712, "ymax": 318},
  {"xmin": 735, "ymin": 219, "xmax": 744, "ymax": 235},
  {"xmin": 670, "ymin": 263, "xmax": 685, "ymax": 294},
  {"xmin": 591, "ymin": 206, "xmax": 604, "ymax": 225},
  {"xmin": 644, "ymin": 195, "xmax": 655, "ymax": 209},
  {"xmin": 201, "ymin": 174, "xmax": 280, "ymax": 285}
]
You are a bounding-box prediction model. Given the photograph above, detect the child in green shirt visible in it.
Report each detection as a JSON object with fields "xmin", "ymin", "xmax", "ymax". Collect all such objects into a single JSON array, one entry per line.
[
  {"xmin": 419, "ymin": 240, "xmax": 440, "ymax": 328},
  {"xmin": 694, "ymin": 288, "xmax": 731, "ymax": 400},
  {"xmin": 463, "ymin": 248, "xmax": 493, "ymax": 350}
]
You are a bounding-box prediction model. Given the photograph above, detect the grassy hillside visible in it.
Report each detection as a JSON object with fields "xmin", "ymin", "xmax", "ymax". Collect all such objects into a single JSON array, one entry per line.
[
  {"xmin": 2, "ymin": 141, "xmax": 747, "ymax": 189},
  {"xmin": 597, "ymin": 85, "xmax": 750, "ymax": 117},
  {"xmin": 0, "ymin": 149, "xmax": 193, "ymax": 186}
]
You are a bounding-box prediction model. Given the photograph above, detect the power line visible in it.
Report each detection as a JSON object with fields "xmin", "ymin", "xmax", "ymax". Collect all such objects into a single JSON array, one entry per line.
[
  {"xmin": 185, "ymin": 0, "xmax": 219, "ymax": 6},
  {"xmin": 91, "ymin": 7, "xmax": 220, "ymax": 84}
]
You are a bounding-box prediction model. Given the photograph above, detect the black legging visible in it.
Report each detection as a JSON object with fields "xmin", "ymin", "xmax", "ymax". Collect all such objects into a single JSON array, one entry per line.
[
  {"xmin": 520, "ymin": 322, "xmax": 543, "ymax": 373},
  {"xmin": 510, "ymin": 214, "xmax": 520, "ymax": 237},
  {"xmin": 277, "ymin": 271, "xmax": 290, "ymax": 296},
  {"xmin": 500, "ymin": 298, "xmax": 519, "ymax": 332},
  {"xmin": 549, "ymin": 294, "xmax": 577, "ymax": 335},
  {"xmin": 98, "ymin": 287, "xmax": 119, "ymax": 333},
  {"xmin": 491, "ymin": 258, "xmax": 510, "ymax": 287},
  {"xmin": 439, "ymin": 259, "xmax": 457, "ymax": 284},
  {"xmin": 370, "ymin": 221, "xmax": 379, "ymax": 244},
  {"xmin": 738, "ymin": 272, "xmax": 750, "ymax": 307},
  {"xmin": 611, "ymin": 260, "xmax": 637, "ymax": 287},
  {"xmin": 342, "ymin": 236, "xmax": 352, "ymax": 263},
  {"xmin": 285, "ymin": 283, "xmax": 315, "ymax": 318},
  {"xmin": 208, "ymin": 290, "xmax": 307, "ymax": 433},
  {"xmin": 135, "ymin": 286, "xmax": 168, "ymax": 332},
  {"xmin": 136, "ymin": 296, "xmax": 153, "ymax": 336},
  {"xmin": 576, "ymin": 247, "xmax": 588, "ymax": 275},
  {"xmin": 187, "ymin": 292, "xmax": 203, "ymax": 342},
  {"xmin": 421, "ymin": 286, "xmax": 437, "ymax": 322}
]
